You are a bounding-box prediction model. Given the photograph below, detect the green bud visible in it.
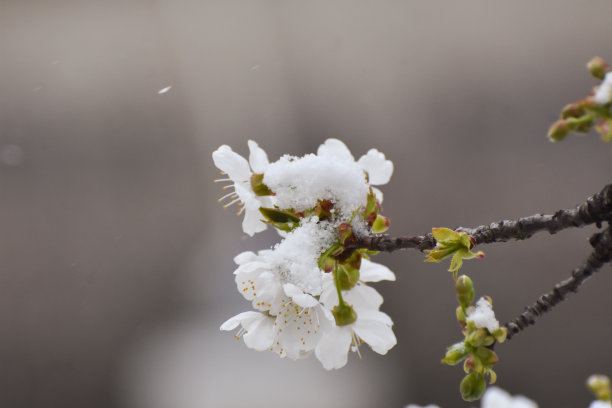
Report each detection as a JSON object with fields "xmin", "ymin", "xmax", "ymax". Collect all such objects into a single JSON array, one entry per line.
[
  {"xmin": 587, "ymin": 375, "xmax": 611, "ymax": 401},
  {"xmin": 442, "ymin": 342, "xmax": 469, "ymax": 366},
  {"xmin": 474, "ymin": 347, "xmax": 499, "ymax": 367},
  {"xmin": 371, "ymin": 215, "xmax": 390, "ymax": 233},
  {"xmin": 492, "ymin": 327, "xmax": 507, "ymax": 343},
  {"xmin": 568, "ymin": 115, "xmax": 595, "ymax": 133},
  {"xmin": 588, "ymin": 56, "xmax": 610, "ymax": 80},
  {"xmin": 364, "ymin": 189, "xmax": 380, "ymax": 216},
  {"xmin": 548, "ymin": 119, "xmax": 571, "ymax": 142},
  {"xmin": 455, "ymin": 275, "xmax": 475, "ymax": 309},
  {"xmin": 460, "ymin": 372, "xmax": 487, "ymax": 402},
  {"xmin": 338, "ymin": 223, "xmax": 353, "ymax": 245},
  {"xmin": 314, "ymin": 199, "xmax": 334, "ymax": 220},
  {"xmin": 466, "ymin": 328, "xmax": 489, "ymax": 348},
  {"xmin": 332, "ymin": 303, "xmax": 357, "ymax": 326},
  {"xmin": 250, "ymin": 174, "xmax": 273, "ymax": 196},
  {"xmin": 596, "ymin": 119, "xmax": 612, "ymax": 142},
  {"xmin": 456, "ymin": 306, "xmax": 467, "ymax": 326},
  {"xmin": 561, "ymin": 102, "xmax": 586, "ymax": 119},
  {"xmin": 336, "ymin": 264, "xmax": 360, "ymax": 290}
]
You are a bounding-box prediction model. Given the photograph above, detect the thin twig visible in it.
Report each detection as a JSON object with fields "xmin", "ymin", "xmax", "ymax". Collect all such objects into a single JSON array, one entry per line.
[
  {"xmin": 504, "ymin": 224, "xmax": 612, "ymax": 339},
  {"xmin": 350, "ymin": 184, "xmax": 612, "ymax": 252}
]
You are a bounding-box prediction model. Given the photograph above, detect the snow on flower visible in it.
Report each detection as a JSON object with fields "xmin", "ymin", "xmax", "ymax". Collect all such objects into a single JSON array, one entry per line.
[
  {"xmin": 590, "ymin": 402, "xmax": 612, "ymax": 408},
  {"xmin": 217, "ymin": 139, "xmax": 397, "ymax": 369},
  {"xmin": 594, "ymin": 72, "xmax": 612, "ymax": 105},
  {"xmin": 212, "ymin": 140, "xmax": 274, "ymax": 236},
  {"xmin": 467, "ymin": 297, "xmax": 500, "ymax": 333}
]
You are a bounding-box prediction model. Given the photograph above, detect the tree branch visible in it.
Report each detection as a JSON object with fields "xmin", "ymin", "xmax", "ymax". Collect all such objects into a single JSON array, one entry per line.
[
  {"xmin": 350, "ymin": 184, "xmax": 612, "ymax": 252},
  {"xmin": 504, "ymin": 224, "xmax": 612, "ymax": 339}
]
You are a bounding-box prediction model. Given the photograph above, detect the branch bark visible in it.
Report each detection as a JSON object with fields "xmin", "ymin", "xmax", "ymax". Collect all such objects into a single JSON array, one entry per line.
[
  {"xmin": 350, "ymin": 184, "xmax": 612, "ymax": 252},
  {"xmin": 504, "ymin": 224, "xmax": 612, "ymax": 339}
]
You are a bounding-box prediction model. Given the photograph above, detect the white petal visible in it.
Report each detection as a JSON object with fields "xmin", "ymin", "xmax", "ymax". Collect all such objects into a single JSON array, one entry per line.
[
  {"xmin": 344, "ymin": 284, "xmax": 384, "ymax": 310},
  {"xmin": 319, "ymin": 274, "xmax": 339, "ymax": 308},
  {"xmin": 219, "ymin": 311, "xmax": 262, "ymax": 331},
  {"xmin": 359, "ymin": 258, "xmax": 396, "ymax": 282},
  {"xmin": 248, "ymin": 140, "xmax": 269, "ymax": 173},
  {"xmin": 242, "ymin": 315, "xmax": 275, "ymax": 351},
  {"xmin": 316, "ymin": 138, "xmax": 355, "ymax": 162},
  {"xmin": 357, "ymin": 149, "xmax": 393, "ymax": 185},
  {"xmin": 371, "ymin": 186, "xmax": 384, "ymax": 203},
  {"xmin": 241, "ymin": 198, "xmax": 267, "ymax": 236},
  {"xmin": 212, "ymin": 145, "xmax": 251, "ymax": 182},
  {"xmin": 315, "ymin": 326, "xmax": 353, "ymax": 370},
  {"xmin": 283, "ymin": 283, "xmax": 319, "ymax": 308},
  {"xmin": 233, "ymin": 251, "xmax": 257, "ymax": 265},
  {"xmin": 353, "ymin": 315, "xmax": 396, "ymax": 355}
]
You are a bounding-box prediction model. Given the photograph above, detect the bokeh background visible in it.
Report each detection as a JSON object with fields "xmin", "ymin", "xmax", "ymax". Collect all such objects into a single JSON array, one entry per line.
[{"xmin": 2, "ymin": 1, "xmax": 612, "ymax": 407}]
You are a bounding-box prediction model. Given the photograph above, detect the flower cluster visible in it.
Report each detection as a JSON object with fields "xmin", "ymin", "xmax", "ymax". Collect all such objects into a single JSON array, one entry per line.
[{"xmin": 213, "ymin": 139, "xmax": 397, "ymax": 369}]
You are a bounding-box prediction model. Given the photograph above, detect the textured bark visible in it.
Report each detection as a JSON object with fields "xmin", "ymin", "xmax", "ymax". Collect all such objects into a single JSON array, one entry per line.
[
  {"xmin": 504, "ymin": 225, "xmax": 612, "ymax": 339},
  {"xmin": 350, "ymin": 184, "xmax": 612, "ymax": 252}
]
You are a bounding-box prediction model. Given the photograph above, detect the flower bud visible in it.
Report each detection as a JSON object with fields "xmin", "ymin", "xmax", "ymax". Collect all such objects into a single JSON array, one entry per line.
[
  {"xmin": 561, "ymin": 102, "xmax": 586, "ymax": 119},
  {"xmin": 568, "ymin": 115, "xmax": 595, "ymax": 133},
  {"xmin": 474, "ymin": 347, "xmax": 499, "ymax": 366},
  {"xmin": 371, "ymin": 215, "xmax": 390, "ymax": 233},
  {"xmin": 587, "ymin": 375, "xmax": 611, "ymax": 401},
  {"xmin": 332, "ymin": 303, "xmax": 357, "ymax": 326},
  {"xmin": 466, "ymin": 328, "xmax": 489, "ymax": 348},
  {"xmin": 588, "ymin": 57, "xmax": 610, "ymax": 80},
  {"xmin": 456, "ymin": 306, "xmax": 467, "ymax": 326},
  {"xmin": 460, "ymin": 372, "xmax": 487, "ymax": 402},
  {"xmin": 492, "ymin": 327, "xmax": 507, "ymax": 343},
  {"xmin": 315, "ymin": 199, "xmax": 334, "ymax": 220},
  {"xmin": 455, "ymin": 275, "xmax": 474, "ymax": 310},
  {"xmin": 441, "ymin": 342, "xmax": 469, "ymax": 366},
  {"xmin": 548, "ymin": 119, "xmax": 571, "ymax": 142}
]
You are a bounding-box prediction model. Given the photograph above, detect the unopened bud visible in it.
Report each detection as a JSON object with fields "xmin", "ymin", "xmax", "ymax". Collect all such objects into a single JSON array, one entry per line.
[
  {"xmin": 332, "ymin": 303, "xmax": 357, "ymax": 326},
  {"xmin": 338, "ymin": 223, "xmax": 353, "ymax": 245},
  {"xmin": 560, "ymin": 102, "xmax": 586, "ymax": 119},
  {"xmin": 456, "ymin": 306, "xmax": 467, "ymax": 326},
  {"xmin": 568, "ymin": 115, "xmax": 595, "ymax": 133},
  {"xmin": 548, "ymin": 119, "xmax": 571, "ymax": 142},
  {"xmin": 456, "ymin": 275, "xmax": 474, "ymax": 310},
  {"xmin": 587, "ymin": 375, "xmax": 611, "ymax": 401},
  {"xmin": 460, "ymin": 372, "xmax": 487, "ymax": 402},
  {"xmin": 492, "ymin": 327, "xmax": 507, "ymax": 343},
  {"xmin": 588, "ymin": 57, "xmax": 610, "ymax": 80},
  {"xmin": 596, "ymin": 119, "xmax": 612, "ymax": 142},
  {"xmin": 474, "ymin": 347, "xmax": 499, "ymax": 367},
  {"xmin": 442, "ymin": 342, "xmax": 469, "ymax": 366},
  {"xmin": 466, "ymin": 328, "xmax": 489, "ymax": 348},
  {"xmin": 315, "ymin": 199, "xmax": 334, "ymax": 220},
  {"xmin": 371, "ymin": 215, "xmax": 390, "ymax": 233}
]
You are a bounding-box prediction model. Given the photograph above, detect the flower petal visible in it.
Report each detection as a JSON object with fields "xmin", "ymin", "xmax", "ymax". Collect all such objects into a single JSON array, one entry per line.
[
  {"xmin": 283, "ymin": 283, "xmax": 319, "ymax": 308},
  {"xmin": 233, "ymin": 251, "xmax": 257, "ymax": 265},
  {"xmin": 316, "ymin": 138, "xmax": 355, "ymax": 162},
  {"xmin": 371, "ymin": 186, "xmax": 384, "ymax": 203},
  {"xmin": 344, "ymin": 283, "xmax": 384, "ymax": 310},
  {"xmin": 357, "ymin": 148, "xmax": 393, "ymax": 185},
  {"xmin": 242, "ymin": 314, "xmax": 275, "ymax": 351},
  {"xmin": 241, "ymin": 198, "xmax": 267, "ymax": 236},
  {"xmin": 212, "ymin": 145, "xmax": 251, "ymax": 182},
  {"xmin": 359, "ymin": 258, "xmax": 396, "ymax": 282},
  {"xmin": 315, "ymin": 326, "xmax": 353, "ymax": 370},
  {"xmin": 219, "ymin": 311, "xmax": 263, "ymax": 331},
  {"xmin": 353, "ymin": 312, "xmax": 396, "ymax": 355},
  {"xmin": 248, "ymin": 140, "xmax": 269, "ymax": 174}
]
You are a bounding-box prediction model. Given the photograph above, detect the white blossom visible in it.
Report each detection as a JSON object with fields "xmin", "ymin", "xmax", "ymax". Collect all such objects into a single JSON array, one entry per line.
[
  {"xmin": 589, "ymin": 401, "xmax": 612, "ymax": 408},
  {"xmin": 212, "ymin": 141, "xmax": 273, "ymax": 236}
]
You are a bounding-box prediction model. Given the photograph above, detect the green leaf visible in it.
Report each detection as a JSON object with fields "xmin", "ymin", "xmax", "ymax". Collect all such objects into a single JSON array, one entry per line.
[{"xmin": 259, "ymin": 207, "xmax": 300, "ymax": 223}]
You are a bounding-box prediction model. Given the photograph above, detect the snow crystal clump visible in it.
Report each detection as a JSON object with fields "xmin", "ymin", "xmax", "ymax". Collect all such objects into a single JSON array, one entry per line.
[
  {"xmin": 264, "ymin": 153, "xmax": 369, "ymax": 215},
  {"xmin": 466, "ymin": 297, "xmax": 500, "ymax": 332},
  {"xmin": 271, "ymin": 217, "xmax": 337, "ymax": 296},
  {"xmin": 594, "ymin": 72, "xmax": 612, "ymax": 105}
]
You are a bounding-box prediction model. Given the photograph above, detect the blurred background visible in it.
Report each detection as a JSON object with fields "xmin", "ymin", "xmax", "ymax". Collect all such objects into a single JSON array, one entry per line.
[{"xmin": 2, "ymin": 1, "xmax": 612, "ymax": 407}]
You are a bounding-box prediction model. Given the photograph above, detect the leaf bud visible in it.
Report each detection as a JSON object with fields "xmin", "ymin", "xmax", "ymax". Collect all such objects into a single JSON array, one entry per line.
[
  {"xmin": 441, "ymin": 342, "xmax": 469, "ymax": 366},
  {"xmin": 371, "ymin": 215, "xmax": 390, "ymax": 233},
  {"xmin": 455, "ymin": 275, "xmax": 475, "ymax": 310},
  {"xmin": 548, "ymin": 119, "xmax": 571, "ymax": 142},
  {"xmin": 588, "ymin": 56, "xmax": 610, "ymax": 80},
  {"xmin": 460, "ymin": 372, "xmax": 487, "ymax": 402}
]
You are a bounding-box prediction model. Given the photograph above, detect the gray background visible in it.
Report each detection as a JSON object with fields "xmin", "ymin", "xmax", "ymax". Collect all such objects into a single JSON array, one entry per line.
[{"xmin": 2, "ymin": 1, "xmax": 612, "ymax": 407}]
